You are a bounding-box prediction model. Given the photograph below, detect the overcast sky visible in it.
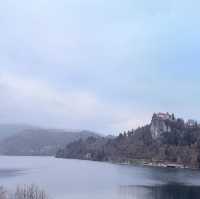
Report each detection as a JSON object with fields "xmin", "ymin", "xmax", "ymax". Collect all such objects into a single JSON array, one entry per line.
[{"xmin": 0, "ymin": 0, "xmax": 200, "ymax": 134}]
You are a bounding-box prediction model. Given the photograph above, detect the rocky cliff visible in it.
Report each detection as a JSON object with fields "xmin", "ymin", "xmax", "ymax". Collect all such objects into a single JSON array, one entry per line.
[{"xmin": 150, "ymin": 113, "xmax": 172, "ymax": 139}]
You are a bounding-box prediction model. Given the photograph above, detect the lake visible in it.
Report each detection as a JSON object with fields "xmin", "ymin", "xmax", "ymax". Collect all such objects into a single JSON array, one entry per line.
[{"xmin": 0, "ymin": 156, "xmax": 200, "ymax": 199}]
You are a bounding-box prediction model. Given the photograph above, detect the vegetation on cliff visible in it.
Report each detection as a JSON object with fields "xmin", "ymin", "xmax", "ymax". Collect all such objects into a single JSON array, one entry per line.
[{"xmin": 56, "ymin": 113, "xmax": 200, "ymax": 169}]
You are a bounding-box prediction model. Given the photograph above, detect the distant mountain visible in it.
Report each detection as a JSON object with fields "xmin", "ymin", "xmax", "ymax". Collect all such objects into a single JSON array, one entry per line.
[
  {"xmin": 56, "ymin": 113, "xmax": 200, "ymax": 169},
  {"xmin": 0, "ymin": 126, "xmax": 100, "ymax": 156},
  {"xmin": 0, "ymin": 124, "xmax": 38, "ymax": 140}
]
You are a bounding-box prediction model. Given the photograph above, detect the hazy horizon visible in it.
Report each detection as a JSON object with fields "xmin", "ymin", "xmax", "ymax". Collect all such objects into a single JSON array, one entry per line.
[{"xmin": 1, "ymin": 0, "xmax": 200, "ymax": 134}]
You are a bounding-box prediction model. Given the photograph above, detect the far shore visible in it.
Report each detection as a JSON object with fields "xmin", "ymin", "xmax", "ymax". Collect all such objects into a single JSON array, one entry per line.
[
  {"xmin": 115, "ymin": 159, "xmax": 193, "ymax": 170},
  {"xmin": 56, "ymin": 155, "xmax": 197, "ymax": 170}
]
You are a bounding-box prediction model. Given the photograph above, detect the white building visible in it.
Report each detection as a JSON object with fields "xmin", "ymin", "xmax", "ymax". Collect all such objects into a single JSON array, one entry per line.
[{"xmin": 155, "ymin": 112, "xmax": 172, "ymax": 120}]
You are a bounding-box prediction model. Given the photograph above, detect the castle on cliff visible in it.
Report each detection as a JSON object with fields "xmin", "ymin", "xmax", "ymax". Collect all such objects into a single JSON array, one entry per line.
[{"xmin": 150, "ymin": 112, "xmax": 198, "ymax": 139}]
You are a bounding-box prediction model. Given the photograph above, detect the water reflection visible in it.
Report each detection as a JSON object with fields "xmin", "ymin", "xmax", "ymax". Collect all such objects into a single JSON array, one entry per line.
[
  {"xmin": 0, "ymin": 169, "xmax": 25, "ymax": 178},
  {"xmin": 119, "ymin": 183, "xmax": 200, "ymax": 199},
  {"xmin": 1, "ymin": 156, "xmax": 200, "ymax": 199}
]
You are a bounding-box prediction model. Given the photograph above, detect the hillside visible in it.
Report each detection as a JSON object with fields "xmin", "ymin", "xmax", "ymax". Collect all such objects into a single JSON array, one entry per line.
[
  {"xmin": 0, "ymin": 127, "xmax": 99, "ymax": 156},
  {"xmin": 0, "ymin": 124, "xmax": 37, "ymax": 140},
  {"xmin": 56, "ymin": 113, "xmax": 200, "ymax": 169}
]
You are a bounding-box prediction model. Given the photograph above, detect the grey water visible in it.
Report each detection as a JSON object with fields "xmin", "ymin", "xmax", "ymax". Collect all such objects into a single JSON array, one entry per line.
[{"xmin": 0, "ymin": 156, "xmax": 200, "ymax": 199}]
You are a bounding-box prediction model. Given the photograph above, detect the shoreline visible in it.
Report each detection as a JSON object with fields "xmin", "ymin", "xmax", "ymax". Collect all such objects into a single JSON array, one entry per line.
[
  {"xmin": 116, "ymin": 159, "xmax": 193, "ymax": 170},
  {"xmin": 56, "ymin": 156, "xmax": 197, "ymax": 170}
]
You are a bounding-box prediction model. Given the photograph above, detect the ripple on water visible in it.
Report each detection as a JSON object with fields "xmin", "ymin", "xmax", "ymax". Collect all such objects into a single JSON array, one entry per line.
[{"xmin": 0, "ymin": 169, "xmax": 27, "ymax": 178}]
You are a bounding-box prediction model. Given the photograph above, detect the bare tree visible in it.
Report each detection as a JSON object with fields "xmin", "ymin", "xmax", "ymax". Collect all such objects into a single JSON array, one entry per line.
[
  {"xmin": 14, "ymin": 185, "xmax": 49, "ymax": 199},
  {"xmin": 0, "ymin": 185, "xmax": 49, "ymax": 199},
  {"xmin": 0, "ymin": 186, "xmax": 7, "ymax": 199}
]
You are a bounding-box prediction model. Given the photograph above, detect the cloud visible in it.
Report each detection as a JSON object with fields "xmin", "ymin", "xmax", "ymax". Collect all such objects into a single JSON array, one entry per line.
[
  {"xmin": 0, "ymin": 73, "xmax": 150, "ymax": 134},
  {"xmin": 0, "ymin": 0, "xmax": 200, "ymax": 134}
]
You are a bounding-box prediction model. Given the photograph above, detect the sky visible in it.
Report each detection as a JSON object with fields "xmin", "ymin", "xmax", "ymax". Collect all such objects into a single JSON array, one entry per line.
[{"xmin": 0, "ymin": 0, "xmax": 200, "ymax": 134}]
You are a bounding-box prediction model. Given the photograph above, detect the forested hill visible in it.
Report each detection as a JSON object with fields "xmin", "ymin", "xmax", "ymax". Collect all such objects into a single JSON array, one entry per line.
[
  {"xmin": 0, "ymin": 127, "xmax": 99, "ymax": 156},
  {"xmin": 56, "ymin": 113, "xmax": 200, "ymax": 169}
]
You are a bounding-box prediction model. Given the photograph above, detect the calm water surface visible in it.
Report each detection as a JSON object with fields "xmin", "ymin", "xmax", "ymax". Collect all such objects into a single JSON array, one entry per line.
[{"xmin": 0, "ymin": 156, "xmax": 200, "ymax": 199}]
